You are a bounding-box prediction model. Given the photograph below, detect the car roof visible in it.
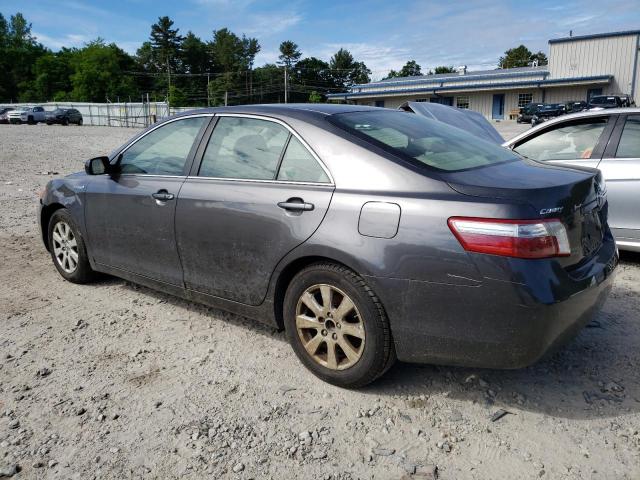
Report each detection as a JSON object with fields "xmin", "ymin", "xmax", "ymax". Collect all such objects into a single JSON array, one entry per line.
[
  {"xmin": 503, "ymin": 108, "xmax": 640, "ymax": 146},
  {"xmin": 169, "ymin": 103, "xmax": 385, "ymax": 122}
]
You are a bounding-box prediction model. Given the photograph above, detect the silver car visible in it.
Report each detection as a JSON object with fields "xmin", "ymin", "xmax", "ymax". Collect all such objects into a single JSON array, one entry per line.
[{"xmin": 504, "ymin": 108, "xmax": 640, "ymax": 252}]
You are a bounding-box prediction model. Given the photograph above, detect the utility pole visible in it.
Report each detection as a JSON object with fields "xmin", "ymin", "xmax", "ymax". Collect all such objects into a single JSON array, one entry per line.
[
  {"xmin": 224, "ymin": 91, "xmax": 228, "ymax": 106},
  {"xmin": 207, "ymin": 73, "xmax": 211, "ymax": 107},
  {"xmin": 167, "ymin": 56, "xmax": 171, "ymax": 94},
  {"xmin": 284, "ymin": 66, "xmax": 288, "ymax": 104}
]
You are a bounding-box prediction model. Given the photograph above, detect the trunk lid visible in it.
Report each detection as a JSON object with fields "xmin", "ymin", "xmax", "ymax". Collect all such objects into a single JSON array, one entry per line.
[{"xmin": 441, "ymin": 158, "xmax": 607, "ymax": 264}]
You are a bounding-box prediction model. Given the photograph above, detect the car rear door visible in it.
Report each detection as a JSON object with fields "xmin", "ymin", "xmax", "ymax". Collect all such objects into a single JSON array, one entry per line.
[
  {"xmin": 175, "ymin": 114, "xmax": 335, "ymax": 306},
  {"xmin": 85, "ymin": 115, "xmax": 210, "ymax": 285},
  {"xmin": 596, "ymin": 113, "xmax": 640, "ymax": 245}
]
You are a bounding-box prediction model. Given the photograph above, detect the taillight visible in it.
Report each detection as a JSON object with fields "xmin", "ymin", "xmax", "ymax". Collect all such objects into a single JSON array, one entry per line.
[{"xmin": 448, "ymin": 217, "xmax": 570, "ymax": 259}]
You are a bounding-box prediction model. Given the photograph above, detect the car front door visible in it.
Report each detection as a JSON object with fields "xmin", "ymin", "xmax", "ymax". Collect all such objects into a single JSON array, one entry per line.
[
  {"xmin": 85, "ymin": 115, "xmax": 210, "ymax": 285},
  {"xmin": 175, "ymin": 114, "xmax": 335, "ymax": 305},
  {"xmin": 511, "ymin": 115, "xmax": 616, "ymax": 171},
  {"xmin": 597, "ymin": 113, "xmax": 640, "ymax": 245}
]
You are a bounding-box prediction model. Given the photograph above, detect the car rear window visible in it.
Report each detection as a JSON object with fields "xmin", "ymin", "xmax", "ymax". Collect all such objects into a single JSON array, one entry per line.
[{"xmin": 329, "ymin": 110, "xmax": 518, "ymax": 172}]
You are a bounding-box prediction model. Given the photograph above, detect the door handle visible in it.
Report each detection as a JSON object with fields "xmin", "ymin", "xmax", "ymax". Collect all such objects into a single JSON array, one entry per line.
[
  {"xmin": 152, "ymin": 190, "xmax": 175, "ymax": 202},
  {"xmin": 277, "ymin": 199, "xmax": 314, "ymax": 211}
]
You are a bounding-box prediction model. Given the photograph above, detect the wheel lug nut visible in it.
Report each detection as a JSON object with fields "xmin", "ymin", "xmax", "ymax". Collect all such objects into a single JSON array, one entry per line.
[
  {"xmin": 337, "ymin": 323, "xmax": 341, "ymax": 329},
  {"xmin": 332, "ymin": 333, "xmax": 337, "ymax": 340},
  {"xmin": 321, "ymin": 329, "xmax": 327, "ymax": 336}
]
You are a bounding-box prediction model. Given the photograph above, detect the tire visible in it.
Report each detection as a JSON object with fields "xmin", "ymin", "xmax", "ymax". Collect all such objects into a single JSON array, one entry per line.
[
  {"xmin": 283, "ymin": 262, "xmax": 395, "ymax": 388},
  {"xmin": 48, "ymin": 209, "xmax": 96, "ymax": 284},
  {"xmin": 62, "ymin": 118, "xmax": 69, "ymax": 126},
  {"xmin": 27, "ymin": 116, "xmax": 34, "ymax": 125},
  {"xmin": 77, "ymin": 118, "xmax": 83, "ymax": 126}
]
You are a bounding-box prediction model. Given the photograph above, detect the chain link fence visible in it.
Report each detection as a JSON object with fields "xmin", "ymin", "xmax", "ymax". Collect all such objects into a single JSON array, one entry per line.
[{"xmin": 2, "ymin": 102, "xmax": 199, "ymax": 127}]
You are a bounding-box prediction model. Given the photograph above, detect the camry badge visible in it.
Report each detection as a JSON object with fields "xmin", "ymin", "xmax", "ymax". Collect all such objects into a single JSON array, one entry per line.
[{"xmin": 540, "ymin": 206, "xmax": 564, "ymax": 215}]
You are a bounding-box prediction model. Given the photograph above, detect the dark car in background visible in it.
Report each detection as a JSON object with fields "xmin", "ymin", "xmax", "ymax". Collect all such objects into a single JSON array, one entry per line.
[
  {"xmin": 564, "ymin": 100, "xmax": 588, "ymax": 114},
  {"xmin": 517, "ymin": 102, "xmax": 545, "ymax": 123},
  {"xmin": 38, "ymin": 104, "xmax": 617, "ymax": 387},
  {"xmin": 588, "ymin": 95, "xmax": 625, "ymax": 109},
  {"xmin": 0, "ymin": 107, "xmax": 14, "ymax": 124},
  {"xmin": 46, "ymin": 108, "xmax": 83, "ymax": 126},
  {"xmin": 531, "ymin": 103, "xmax": 566, "ymax": 125}
]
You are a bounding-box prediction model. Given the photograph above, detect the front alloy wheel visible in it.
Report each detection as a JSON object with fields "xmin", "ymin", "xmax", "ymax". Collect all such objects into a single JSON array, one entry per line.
[
  {"xmin": 48, "ymin": 209, "xmax": 95, "ymax": 283},
  {"xmin": 51, "ymin": 221, "xmax": 78, "ymax": 274}
]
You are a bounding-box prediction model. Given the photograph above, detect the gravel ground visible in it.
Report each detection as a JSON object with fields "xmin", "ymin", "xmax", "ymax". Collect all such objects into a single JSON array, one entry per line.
[{"xmin": 1, "ymin": 123, "xmax": 639, "ymax": 479}]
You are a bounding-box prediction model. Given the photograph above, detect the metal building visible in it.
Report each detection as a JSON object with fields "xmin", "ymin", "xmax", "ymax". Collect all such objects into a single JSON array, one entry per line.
[{"xmin": 327, "ymin": 30, "xmax": 640, "ymax": 120}]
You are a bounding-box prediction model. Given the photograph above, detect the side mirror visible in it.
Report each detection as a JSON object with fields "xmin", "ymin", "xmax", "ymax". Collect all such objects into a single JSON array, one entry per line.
[{"xmin": 85, "ymin": 156, "xmax": 110, "ymax": 175}]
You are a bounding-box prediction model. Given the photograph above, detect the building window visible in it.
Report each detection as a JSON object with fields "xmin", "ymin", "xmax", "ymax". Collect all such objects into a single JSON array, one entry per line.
[
  {"xmin": 375, "ymin": 100, "xmax": 385, "ymax": 108},
  {"xmin": 518, "ymin": 93, "xmax": 533, "ymax": 107},
  {"xmin": 415, "ymin": 98, "xmax": 427, "ymax": 102},
  {"xmin": 456, "ymin": 96, "xmax": 470, "ymax": 109}
]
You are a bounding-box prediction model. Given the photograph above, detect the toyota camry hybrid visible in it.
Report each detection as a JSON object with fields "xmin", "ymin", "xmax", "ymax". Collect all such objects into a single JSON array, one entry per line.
[{"xmin": 38, "ymin": 104, "xmax": 618, "ymax": 388}]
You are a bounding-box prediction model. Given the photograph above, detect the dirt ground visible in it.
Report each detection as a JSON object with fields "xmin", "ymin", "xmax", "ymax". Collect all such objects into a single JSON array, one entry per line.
[{"xmin": 0, "ymin": 123, "xmax": 639, "ymax": 479}]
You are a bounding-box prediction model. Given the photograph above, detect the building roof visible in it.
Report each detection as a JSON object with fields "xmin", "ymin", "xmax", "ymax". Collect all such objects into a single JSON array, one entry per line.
[
  {"xmin": 375, "ymin": 65, "xmax": 547, "ymax": 85},
  {"xmin": 327, "ymin": 75, "xmax": 612, "ymax": 99},
  {"xmin": 549, "ymin": 29, "xmax": 640, "ymax": 44}
]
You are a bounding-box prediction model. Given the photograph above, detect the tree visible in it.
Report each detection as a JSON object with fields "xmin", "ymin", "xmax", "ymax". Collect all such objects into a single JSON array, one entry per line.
[
  {"xmin": 433, "ymin": 65, "xmax": 456, "ymax": 74},
  {"xmin": 329, "ymin": 48, "xmax": 371, "ymax": 89},
  {"xmin": 530, "ymin": 51, "xmax": 548, "ymax": 66},
  {"xmin": 498, "ymin": 45, "xmax": 547, "ymax": 69},
  {"xmin": 24, "ymin": 51, "xmax": 73, "ymax": 101},
  {"xmin": 308, "ymin": 90, "xmax": 322, "ymax": 103},
  {"xmin": 208, "ymin": 28, "xmax": 259, "ymax": 105},
  {"xmin": 149, "ymin": 16, "xmax": 183, "ymax": 92},
  {"xmin": 181, "ymin": 31, "xmax": 210, "ymax": 74},
  {"xmin": 69, "ymin": 39, "xmax": 137, "ymax": 102},
  {"xmin": 252, "ymin": 63, "xmax": 283, "ymax": 103},
  {"xmin": 278, "ymin": 40, "xmax": 301, "ymax": 68},
  {"xmin": 386, "ymin": 60, "xmax": 422, "ymax": 79},
  {"xmin": 0, "ymin": 12, "xmax": 47, "ymax": 102},
  {"xmin": 292, "ymin": 57, "xmax": 334, "ymax": 90}
]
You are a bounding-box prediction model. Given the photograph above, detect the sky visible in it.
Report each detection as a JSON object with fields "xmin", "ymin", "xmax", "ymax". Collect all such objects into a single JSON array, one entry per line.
[{"xmin": 2, "ymin": 0, "xmax": 640, "ymax": 80}]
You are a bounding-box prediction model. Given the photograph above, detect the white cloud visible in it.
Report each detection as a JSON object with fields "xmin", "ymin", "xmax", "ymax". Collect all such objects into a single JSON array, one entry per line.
[
  {"xmin": 244, "ymin": 12, "xmax": 303, "ymax": 37},
  {"xmin": 312, "ymin": 42, "xmax": 412, "ymax": 80},
  {"xmin": 33, "ymin": 31, "xmax": 91, "ymax": 50}
]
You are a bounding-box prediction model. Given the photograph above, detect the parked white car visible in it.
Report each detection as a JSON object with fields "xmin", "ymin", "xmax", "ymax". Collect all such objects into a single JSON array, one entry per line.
[
  {"xmin": 19, "ymin": 106, "xmax": 46, "ymax": 124},
  {"xmin": 7, "ymin": 108, "xmax": 27, "ymax": 124}
]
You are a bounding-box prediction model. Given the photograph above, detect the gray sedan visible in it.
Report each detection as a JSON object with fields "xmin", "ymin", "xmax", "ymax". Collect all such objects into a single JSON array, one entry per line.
[
  {"xmin": 504, "ymin": 108, "xmax": 640, "ymax": 252},
  {"xmin": 39, "ymin": 104, "xmax": 617, "ymax": 387}
]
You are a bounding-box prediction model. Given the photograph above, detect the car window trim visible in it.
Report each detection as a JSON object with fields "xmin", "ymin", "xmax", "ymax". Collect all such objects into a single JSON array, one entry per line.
[
  {"xmin": 190, "ymin": 113, "xmax": 335, "ymax": 185},
  {"xmin": 111, "ymin": 113, "xmax": 215, "ymax": 177},
  {"xmin": 606, "ymin": 113, "xmax": 639, "ymax": 159},
  {"xmin": 274, "ymin": 134, "xmax": 293, "ymax": 180}
]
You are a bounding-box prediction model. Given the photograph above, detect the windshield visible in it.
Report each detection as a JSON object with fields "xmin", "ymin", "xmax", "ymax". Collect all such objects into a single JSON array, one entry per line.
[{"xmin": 329, "ymin": 110, "xmax": 518, "ymax": 172}]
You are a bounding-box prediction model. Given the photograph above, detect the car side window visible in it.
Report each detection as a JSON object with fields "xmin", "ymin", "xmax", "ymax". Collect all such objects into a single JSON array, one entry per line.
[
  {"xmin": 119, "ymin": 117, "xmax": 206, "ymax": 175},
  {"xmin": 277, "ymin": 136, "xmax": 330, "ymax": 183},
  {"xmin": 513, "ymin": 118, "xmax": 608, "ymax": 161},
  {"xmin": 615, "ymin": 115, "xmax": 640, "ymax": 158},
  {"xmin": 199, "ymin": 116, "xmax": 289, "ymax": 180}
]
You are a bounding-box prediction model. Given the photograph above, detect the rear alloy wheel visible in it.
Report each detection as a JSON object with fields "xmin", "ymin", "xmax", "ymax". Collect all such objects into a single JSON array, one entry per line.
[
  {"xmin": 48, "ymin": 209, "xmax": 95, "ymax": 283},
  {"xmin": 284, "ymin": 263, "xmax": 395, "ymax": 388},
  {"xmin": 295, "ymin": 284, "xmax": 365, "ymax": 370}
]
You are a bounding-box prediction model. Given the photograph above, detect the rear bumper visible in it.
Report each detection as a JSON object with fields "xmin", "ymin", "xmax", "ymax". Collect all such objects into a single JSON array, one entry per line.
[{"xmin": 368, "ymin": 237, "xmax": 618, "ymax": 368}]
